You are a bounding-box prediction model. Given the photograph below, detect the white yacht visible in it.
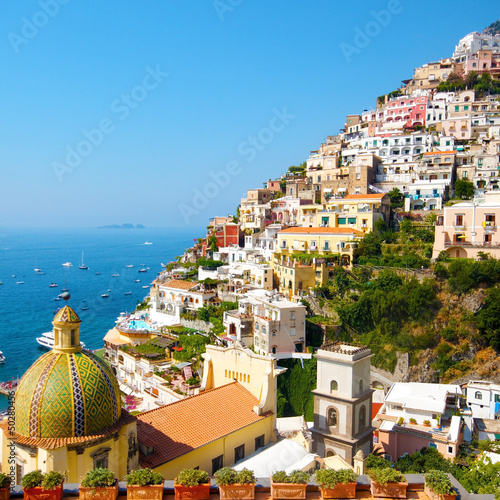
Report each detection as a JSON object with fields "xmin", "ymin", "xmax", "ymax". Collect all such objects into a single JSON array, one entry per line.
[
  {"xmin": 0, "ymin": 351, "xmax": 5, "ymax": 363},
  {"xmin": 62, "ymin": 262, "xmax": 73, "ymax": 267},
  {"xmin": 37, "ymin": 331, "xmax": 85, "ymax": 349}
]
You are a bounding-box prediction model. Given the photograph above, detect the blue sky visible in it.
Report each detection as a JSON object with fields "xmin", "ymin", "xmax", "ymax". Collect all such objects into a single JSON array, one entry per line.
[{"xmin": 1, "ymin": 1, "xmax": 498, "ymax": 228}]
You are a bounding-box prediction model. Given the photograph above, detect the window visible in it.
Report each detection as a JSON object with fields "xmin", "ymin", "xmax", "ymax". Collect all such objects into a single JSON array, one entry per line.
[
  {"xmin": 290, "ymin": 312, "xmax": 295, "ymax": 321},
  {"xmin": 338, "ymin": 217, "xmax": 346, "ymax": 225},
  {"xmin": 330, "ymin": 380, "xmax": 338, "ymax": 392},
  {"xmin": 71, "ymin": 329, "xmax": 75, "ymax": 346},
  {"xmin": 272, "ymin": 330, "xmax": 277, "ymax": 337},
  {"xmin": 234, "ymin": 445, "xmax": 245, "ymax": 463},
  {"xmin": 359, "ymin": 379, "xmax": 364, "ymax": 393},
  {"xmin": 475, "ymin": 391, "xmax": 482, "ymax": 400},
  {"xmin": 212, "ymin": 455, "xmax": 223, "ymax": 475},
  {"xmin": 290, "ymin": 328, "xmax": 295, "ymax": 336},
  {"xmin": 91, "ymin": 448, "xmax": 111, "ymax": 470},
  {"xmin": 324, "ymin": 241, "xmax": 330, "ymax": 250},
  {"xmin": 255, "ymin": 435, "xmax": 265, "ymax": 451},
  {"xmin": 455, "ymin": 215, "xmax": 464, "ymax": 226},
  {"xmin": 328, "ymin": 408, "xmax": 338, "ymax": 427},
  {"xmin": 348, "ymin": 217, "xmax": 356, "ymax": 224},
  {"xmin": 455, "ymin": 106, "xmax": 459, "ymax": 112},
  {"xmin": 448, "ymin": 446, "xmax": 453, "ymax": 454},
  {"xmin": 495, "ymin": 394, "xmax": 500, "ymax": 403},
  {"xmin": 429, "ymin": 443, "xmax": 437, "ymax": 450},
  {"xmin": 310, "ymin": 240, "xmax": 317, "ymax": 249},
  {"xmin": 359, "ymin": 406, "xmax": 366, "ymax": 430}
]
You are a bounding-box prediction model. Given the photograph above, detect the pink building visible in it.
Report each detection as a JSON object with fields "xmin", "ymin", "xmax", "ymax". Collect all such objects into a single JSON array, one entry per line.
[
  {"xmin": 383, "ymin": 96, "xmax": 428, "ymax": 128},
  {"xmin": 433, "ymin": 191, "xmax": 500, "ymax": 259}
]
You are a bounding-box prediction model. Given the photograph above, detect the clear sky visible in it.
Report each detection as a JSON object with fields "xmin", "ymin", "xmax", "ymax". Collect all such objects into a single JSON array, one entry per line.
[{"xmin": 1, "ymin": 1, "xmax": 498, "ymax": 228}]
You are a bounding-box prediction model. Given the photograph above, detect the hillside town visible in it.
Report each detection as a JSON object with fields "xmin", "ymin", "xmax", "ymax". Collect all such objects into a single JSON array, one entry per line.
[{"xmin": 4, "ymin": 25, "xmax": 500, "ymax": 499}]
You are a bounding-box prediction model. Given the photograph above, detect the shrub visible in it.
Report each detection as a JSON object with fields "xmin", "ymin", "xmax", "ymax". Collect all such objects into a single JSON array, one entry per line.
[
  {"xmin": 369, "ymin": 468, "xmax": 405, "ymax": 485},
  {"xmin": 214, "ymin": 468, "xmax": 237, "ymax": 486},
  {"xmin": 42, "ymin": 471, "xmax": 66, "ymax": 491},
  {"xmin": 397, "ymin": 417, "xmax": 404, "ymax": 426},
  {"xmin": 81, "ymin": 468, "xmax": 116, "ymax": 488},
  {"xmin": 0, "ymin": 473, "xmax": 10, "ymax": 489},
  {"xmin": 409, "ymin": 418, "xmax": 417, "ymax": 424},
  {"xmin": 125, "ymin": 468, "xmax": 164, "ymax": 486},
  {"xmin": 425, "ymin": 470, "xmax": 455, "ymax": 495},
  {"xmin": 315, "ymin": 469, "xmax": 357, "ymax": 488},
  {"xmin": 21, "ymin": 470, "xmax": 44, "ymax": 489},
  {"xmin": 176, "ymin": 469, "xmax": 210, "ymax": 487},
  {"xmin": 236, "ymin": 469, "xmax": 256, "ymax": 485},
  {"xmin": 272, "ymin": 470, "xmax": 310, "ymax": 484},
  {"xmin": 423, "ymin": 420, "xmax": 431, "ymax": 426}
]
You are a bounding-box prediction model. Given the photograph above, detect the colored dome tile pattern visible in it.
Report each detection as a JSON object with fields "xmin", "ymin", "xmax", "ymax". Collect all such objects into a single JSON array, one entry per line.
[
  {"xmin": 53, "ymin": 305, "xmax": 81, "ymax": 324},
  {"xmin": 15, "ymin": 350, "xmax": 121, "ymax": 439}
]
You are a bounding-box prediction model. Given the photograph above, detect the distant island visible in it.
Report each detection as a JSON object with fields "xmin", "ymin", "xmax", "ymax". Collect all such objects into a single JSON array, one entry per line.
[{"xmin": 98, "ymin": 224, "xmax": 146, "ymax": 229}]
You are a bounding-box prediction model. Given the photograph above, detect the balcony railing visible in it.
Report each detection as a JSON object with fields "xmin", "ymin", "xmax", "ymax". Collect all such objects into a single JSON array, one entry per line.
[{"xmin": 444, "ymin": 241, "xmax": 500, "ymax": 248}]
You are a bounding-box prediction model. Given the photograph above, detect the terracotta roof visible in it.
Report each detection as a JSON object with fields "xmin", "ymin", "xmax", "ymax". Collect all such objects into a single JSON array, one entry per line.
[
  {"xmin": 372, "ymin": 403, "xmax": 383, "ymax": 418},
  {"xmin": 343, "ymin": 194, "xmax": 385, "ymax": 200},
  {"xmin": 278, "ymin": 227, "xmax": 364, "ymax": 236},
  {"xmin": 160, "ymin": 280, "xmax": 197, "ymax": 290},
  {"xmin": 137, "ymin": 382, "xmax": 273, "ymax": 468},
  {"xmin": 0, "ymin": 411, "xmax": 135, "ymax": 450},
  {"xmin": 423, "ymin": 151, "xmax": 455, "ymax": 156}
]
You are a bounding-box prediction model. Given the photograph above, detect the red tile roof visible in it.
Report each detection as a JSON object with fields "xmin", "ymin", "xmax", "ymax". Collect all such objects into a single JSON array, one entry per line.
[
  {"xmin": 278, "ymin": 227, "xmax": 364, "ymax": 236},
  {"xmin": 423, "ymin": 151, "xmax": 455, "ymax": 156},
  {"xmin": 372, "ymin": 403, "xmax": 383, "ymax": 418},
  {"xmin": 161, "ymin": 280, "xmax": 197, "ymax": 290},
  {"xmin": 137, "ymin": 382, "xmax": 272, "ymax": 468},
  {"xmin": 343, "ymin": 194, "xmax": 386, "ymax": 200}
]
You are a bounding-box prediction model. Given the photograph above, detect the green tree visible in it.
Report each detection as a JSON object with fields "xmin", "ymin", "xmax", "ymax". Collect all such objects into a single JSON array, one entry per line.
[
  {"xmin": 465, "ymin": 70, "xmax": 479, "ymax": 89},
  {"xmin": 356, "ymin": 232, "xmax": 381, "ymax": 260},
  {"xmin": 208, "ymin": 234, "xmax": 218, "ymax": 252},
  {"xmin": 388, "ymin": 188, "xmax": 404, "ymax": 209},
  {"xmin": 454, "ymin": 179, "xmax": 475, "ymax": 199}
]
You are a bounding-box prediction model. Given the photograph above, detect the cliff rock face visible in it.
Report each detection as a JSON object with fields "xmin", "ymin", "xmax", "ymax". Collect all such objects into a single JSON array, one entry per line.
[{"xmin": 483, "ymin": 19, "xmax": 500, "ymax": 35}]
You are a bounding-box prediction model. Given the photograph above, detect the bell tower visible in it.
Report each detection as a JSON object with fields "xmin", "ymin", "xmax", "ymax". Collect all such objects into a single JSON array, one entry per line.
[
  {"xmin": 52, "ymin": 293, "xmax": 82, "ymax": 353},
  {"xmin": 311, "ymin": 342, "xmax": 374, "ymax": 464}
]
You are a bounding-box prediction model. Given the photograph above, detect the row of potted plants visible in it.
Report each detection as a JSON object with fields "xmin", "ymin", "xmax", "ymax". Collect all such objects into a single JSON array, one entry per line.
[{"xmin": 5, "ymin": 465, "xmax": 457, "ymax": 500}]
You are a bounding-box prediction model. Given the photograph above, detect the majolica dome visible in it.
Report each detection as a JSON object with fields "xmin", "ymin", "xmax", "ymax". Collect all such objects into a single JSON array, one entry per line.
[{"xmin": 15, "ymin": 305, "xmax": 121, "ymax": 439}]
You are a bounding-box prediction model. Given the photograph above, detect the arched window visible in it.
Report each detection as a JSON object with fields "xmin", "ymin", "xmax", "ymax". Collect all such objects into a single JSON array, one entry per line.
[
  {"xmin": 328, "ymin": 408, "xmax": 338, "ymax": 427},
  {"xmin": 359, "ymin": 406, "xmax": 366, "ymax": 430},
  {"xmin": 326, "ymin": 450, "xmax": 335, "ymax": 457},
  {"xmin": 475, "ymin": 391, "xmax": 482, "ymax": 400},
  {"xmin": 359, "ymin": 379, "xmax": 364, "ymax": 393},
  {"xmin": 330, "ymin": 380, "xmax": 338, "ymax": 392}
]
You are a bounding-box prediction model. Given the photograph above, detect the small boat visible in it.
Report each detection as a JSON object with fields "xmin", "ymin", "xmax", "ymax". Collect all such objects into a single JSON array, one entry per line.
[
  {"xmin": 0, "ymin": 351, "xmax": 5, "ymax": 363},
  {"xmin": 142, "ymin": 285, "xmax": 149, "ymax": 289},
  {"xmin": 124, "ymin": 292, "xmax": 132, "ymax": 295},
  {"xmin": 126, "ymin": 265, "xmax": 133, "ymax": 268},
  {"xmin": 95, "ymin": 272, "xmax": 101, "ymax": 275},
  {"xmin": 62, "ymin": 262, "xmax": 73, "ymax": 267},
  {"xmin": 81, "ymin": 306, "xmax": 89, "ymax": 311},
  {"xmin": 54, "ymin": 297, "xmax": 61, "ymax": 301},
  {"xmin": 134, "ymin": 279, "xmax": 141, "ymax": 283},
  {"xmin": 34, "ymin": 267, "xmax": 42, "ymax": 272},
  {"xmin": 112, "ymin": 274, "xmax": 119, "ymax": 277},
  {"xmin": 144, "ymin": 241, "xmax": 153, "ymax": 245},
  {"xmin": 101, "ymin": 293, "xmax": 110, "ymax": 298},
  {"xmin": 138, "ymin": 268, "xmax": 147, "ymax": 273},
  {"xmin": 79, "ymin": 251, "xmax": 88, "ymax": 270},
  {"xmin": 61, "ymin": 287, "xmax": 69, "ymax": 292},
  {"xmin": 36, "ymin": 271, "xmax": 46, "ymax": 275},
  {"xmin": 49, "ymin": 283, "xmax": 58, "ymax": 288},
  {"xmin": 140, "ymin": 264, "xmax": 145, "ymax": 266},
  {"xmin": 16, "ymin": 281, "xmax": 24, "ymax": 284},
  {"xmin": 160, "ymin": 263, "xmax": 166, "ymax": 268},
  {"xmin": 146, "ymin": 267, "xmax": 150, "ymax": 270},
  {"xmin": 11, "ymin": 275, "xmax": 15, "ymax": 278}
]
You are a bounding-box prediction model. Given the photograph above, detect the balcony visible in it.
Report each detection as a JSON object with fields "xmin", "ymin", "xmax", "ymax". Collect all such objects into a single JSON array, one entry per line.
[{"xmin": 444, "ymin": 241, "xmax": 500, "ymax": 248}]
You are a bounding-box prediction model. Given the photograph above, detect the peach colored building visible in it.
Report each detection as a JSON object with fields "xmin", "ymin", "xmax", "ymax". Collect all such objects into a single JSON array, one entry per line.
[{"xmin": 433, "ymin": 191, "xmax": 500, "ymax": 259}]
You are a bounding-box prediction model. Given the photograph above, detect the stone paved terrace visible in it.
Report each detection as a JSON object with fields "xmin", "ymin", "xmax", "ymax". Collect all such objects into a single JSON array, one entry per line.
[{"xmin": 8, "ymin": 474, "xmax": 495, "ymax": 499}]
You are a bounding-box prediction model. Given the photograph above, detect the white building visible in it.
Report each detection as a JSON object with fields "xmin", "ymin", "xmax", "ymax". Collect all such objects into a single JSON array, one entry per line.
[
  {"xmin": 466, "ymin": 380, "xmax": 500, "ymax": 420},
  {"xmin": 453, "ymin": 32, "xmax": 500, "ymax": 61}
]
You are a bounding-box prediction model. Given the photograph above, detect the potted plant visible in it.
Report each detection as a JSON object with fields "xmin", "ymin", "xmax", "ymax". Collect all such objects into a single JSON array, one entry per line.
[
  {"xmin": 215, "ymin": 468, "xmax": 255, "ymax": 500},
  {"xmin": 271, "ymin": 470, "xmax": 309, "ymax": 500},
  {"xmin": 125, "ymin": 468, "xmax": 164, "ymax": 500},
  {"xmin": 174, "ymin": 469, "xmax": 211, "ymax": 500},
  {"xmin": 22, "ymin": 470, "xmax": 66, "ymax": 500},
  {"xmin": 80, "ymin": 468, "xmax": 118, "ymax": 500},
  {"xmin": 425, "ymin": 470, "xmax": 457, "ymax": 500},
  {"xmin": 315, "ymin": 469, "xmax": 358, "ymax": 499},
  {"xmin": 0, "ymin": 473, "xmax": 10, "ymax": 500},
  {"xmin": 369, "ymin": 468, "xmax": 407, "ymax": 499}
]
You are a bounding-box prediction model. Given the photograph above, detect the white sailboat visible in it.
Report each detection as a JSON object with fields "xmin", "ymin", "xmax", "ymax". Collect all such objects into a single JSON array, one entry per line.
[{"xmin": 79, "ymin": 251, "xmax": 88, "ymax": 270}]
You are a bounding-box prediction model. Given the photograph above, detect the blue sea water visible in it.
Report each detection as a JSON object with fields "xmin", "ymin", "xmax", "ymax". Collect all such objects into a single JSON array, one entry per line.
[{"xmin": 0, "ymin": 226, "xmax": 202, "ymax": 409}]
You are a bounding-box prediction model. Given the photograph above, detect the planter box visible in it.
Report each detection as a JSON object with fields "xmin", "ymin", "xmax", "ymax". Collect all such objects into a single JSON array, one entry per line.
[
  {"xmin": 319, "ymin": 482, "xmax": 357, "ymax": 499},
  {"xmin": 80, "ymin": 481, "xmax": 119, "ymax": 500},
  {"xmin": 0, "ymin": 488, "xmax": 9, "ymax": 500},
  {"xmin": 370, "ymin": 481, "xmax": 408, "ymax": 499},
  {"xmin": 126, "ymin": 484, "xmax": 164, "ymax": 500},
  {"xmin": 23, "ymin": 484, "xmax": 64, "ymax": 500},
  {"xmin": 424, "ymin": 485, "xmax": 457, "ymax": 500},
  {"xmin": 174, "ymin": 482, "xmax": 211, "ymax": 500},
  {"xmin": 270, "ymin": 480, "xmax": 307, "ymax": 500},
  {"xmin": 219, "ymin": 483, "xmax": 255, "ymax": 500}
]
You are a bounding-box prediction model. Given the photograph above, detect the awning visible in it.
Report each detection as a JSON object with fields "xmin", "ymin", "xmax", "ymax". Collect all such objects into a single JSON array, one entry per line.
[
  {"xmin": 338, "ymin": 187, "xmax": 347, "ymax": 192},
  {"xmin": 380, "ymin": 420, "xmax": 396, "ymax": 431},
  {"xmin": 103, "ymin": 328, "xmax": 130, "ymax": 346},
  {"xmin": 323, "ymin": 188, "xmax": 333, "ymax": 193}
]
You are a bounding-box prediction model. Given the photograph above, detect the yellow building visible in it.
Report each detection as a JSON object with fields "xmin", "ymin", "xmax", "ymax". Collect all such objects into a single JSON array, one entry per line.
[
  {"xmin": 315, "ymin": 194, "xmax": 390, "ymax": 233},
  {"xmin": 0, "ymin": 304, "xmax": 138, "ymax": 484}
]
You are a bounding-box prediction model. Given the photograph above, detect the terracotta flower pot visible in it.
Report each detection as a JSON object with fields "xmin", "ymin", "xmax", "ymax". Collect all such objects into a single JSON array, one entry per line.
[
  {"xmin": 270, "ymin": 480, "xmax": 307, "ymax": 500},
  {"xmin": 370, "ymin": 481, "xmax": 408, "ymax": 499},
  {"xmin": 23, "ymin": 484, "xmax": 64, "ymax": 500},
  {"xmin": 219, "ymin": 483, "xmax": 255, "ymax": 500},
  {"xmin": 126, "ymin": 484, "xmax": 164, "ymax": 500},
  {"xmin": 319, "ymin": 482, "xmax": 357, "ymax": 499},
  {"xmin": 174, "ymin": 481, "xmax": 211, "ymax": 500},
  {"xmin": 79, "ymin": 481, "xmax": 119, "ymax": 500},
  {"xmin": 0, "ymin": 488, "xmax": 9, "ymax": 500},
  {"xmin": 424, "ymin": 485, "xmax": 457, "ymax": 500}
]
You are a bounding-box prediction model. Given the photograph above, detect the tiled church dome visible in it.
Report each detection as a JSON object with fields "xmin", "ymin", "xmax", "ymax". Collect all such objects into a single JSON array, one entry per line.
[{"xmin": 15, "ymin": 306, "xmax": 121, "ymax": 439}]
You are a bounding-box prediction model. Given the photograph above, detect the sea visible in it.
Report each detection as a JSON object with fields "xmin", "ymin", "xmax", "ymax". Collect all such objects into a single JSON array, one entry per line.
[{"xmin": 0, "ymin": 226, "xmax": 203, "ymax": 410}]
